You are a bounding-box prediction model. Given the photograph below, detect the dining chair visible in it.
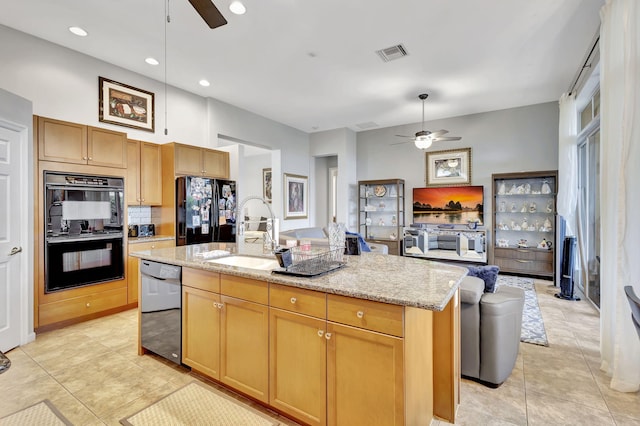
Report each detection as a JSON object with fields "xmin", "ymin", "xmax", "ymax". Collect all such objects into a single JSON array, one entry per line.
[{"xmin": 624, "ymin": 286, "xmax": 640, "ymax": 339}]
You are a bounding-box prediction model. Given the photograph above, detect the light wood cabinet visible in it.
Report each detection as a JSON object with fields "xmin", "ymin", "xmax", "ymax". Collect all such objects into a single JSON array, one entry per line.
[
  {"xmin": 181, "ymin": 271, "xmax": 269, "ymax": 403},
  {"xmin": 127, "ymin": 140, "xmax": 163, "ymax": 205},
  {"xmin": 127, "ymin": 239, "xmax": 174, "ymax": 303},
  {"xmin": 327, "ymin": 322, "xmax": 404, "ymax": 426},
  {"xmin": 39, "ymin": 287, "xmax": 127, "ymax": 326},
  {"xmin": 270, "ymin": 308, "xmax": 327, "ymax": 426},
  {"xmin": 182, "ymin": 285, "xmax": 221, "ymax": 379},
  {"xmin": 174, "ymin": 143, "xmax": 229, "ymax": 178},
  {"xmin": 37, "ymin": 116, "xmax": 127, "ymax": 168}
]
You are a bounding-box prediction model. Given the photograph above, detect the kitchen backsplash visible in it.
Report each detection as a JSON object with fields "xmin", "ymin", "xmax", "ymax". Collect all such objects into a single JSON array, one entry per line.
[{"xmin": 128, "ymin": 206, "xmax": 161, "ymax": 225}]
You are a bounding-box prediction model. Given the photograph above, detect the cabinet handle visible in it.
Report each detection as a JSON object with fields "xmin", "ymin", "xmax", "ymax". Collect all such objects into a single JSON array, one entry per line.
[
  {"xmin": 82, "ymin": 156, "xmax": 88, "ymax": 160},
  {"xmin": 290, "ymin": 297, "xmax": 297, "ymax": 304},
  {"xmin": 516, "ymin": 249, "xmax": 530, "ymax": 253},
  {"xmin": 317, "ymin": 330, "xmax": 324, "ymax": 337},
  {"xmin": 325, "ymin": 332, "xmax": 332, "ymax": 340},
  {"xmin": 356, "ymin": 310, "xmax": 364, "ymax": 319},
  {"xmin": 88, "ymin": 157, "xmax": 93, "ymax": 160},
  {"xmin": 151, "ymin": 245, "xmax": 156, "ymax": 249},
  {"xmin": 86, "ymin": 302, "xmax": 91, "ymax": 308},
  {"xmin": 516, "ymin": 259, "xmax": 532, "ymax": 263}
]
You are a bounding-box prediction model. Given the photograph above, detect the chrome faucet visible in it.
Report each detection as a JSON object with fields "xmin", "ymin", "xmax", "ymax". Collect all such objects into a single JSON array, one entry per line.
[{"xmin": 236, "ymin": 195, "xmax": 278, "ymax": 251}]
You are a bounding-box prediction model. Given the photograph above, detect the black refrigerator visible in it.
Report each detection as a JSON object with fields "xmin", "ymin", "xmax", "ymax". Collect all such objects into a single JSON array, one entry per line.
[{"xmin": 176, "ymin": 176, "xmax": 237, "ymax": 246}]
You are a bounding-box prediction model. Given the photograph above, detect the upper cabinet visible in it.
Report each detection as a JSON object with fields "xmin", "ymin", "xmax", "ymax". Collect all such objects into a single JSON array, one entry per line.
[
  {"xmin": 127, "ymin": 140, "xmax": 163, "ymax": 206},
  {"xmin": 37, "ymin": 116, "xmax": 127, "ymax": 168},
  {"xmin": 173, "ymin": 143, "xmax": 229, "ymax": 178}
]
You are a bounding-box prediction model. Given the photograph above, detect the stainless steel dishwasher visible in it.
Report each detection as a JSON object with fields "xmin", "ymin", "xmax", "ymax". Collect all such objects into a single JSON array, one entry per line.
[{"xmin": 140, "ymin": 260, "xmax": 182, "ymax": 364}]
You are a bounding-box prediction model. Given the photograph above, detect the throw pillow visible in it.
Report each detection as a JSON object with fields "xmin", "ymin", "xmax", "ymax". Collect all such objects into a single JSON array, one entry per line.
[
  {"xmin": 257, "ymin": 216, "xmax": 268, "ymax": 232},
  {"xmin": 466, "ymin": 265, "xmax": 500, "ymax": 293}
]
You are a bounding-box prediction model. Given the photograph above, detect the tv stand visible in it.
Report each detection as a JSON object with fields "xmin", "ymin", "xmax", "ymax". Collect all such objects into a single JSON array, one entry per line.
[{"xmin": 403, "ymin": 226, "xmax": 487, "ymax": 264}]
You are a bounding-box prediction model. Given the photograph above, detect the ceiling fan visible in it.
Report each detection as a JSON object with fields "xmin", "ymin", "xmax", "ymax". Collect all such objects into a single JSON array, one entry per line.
[
  {"xmin": 188, "ymin": 0, "xmax": 228, "ymax": 29},
  {"xmin": 393, "ymin": 94, "xmax": 461, "ymax": 150}
]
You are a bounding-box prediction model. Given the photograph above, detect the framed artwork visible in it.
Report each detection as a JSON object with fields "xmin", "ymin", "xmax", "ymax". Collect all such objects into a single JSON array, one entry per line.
[
  {"xmin": 263, "ymin": 168, "xmax": 272, "ymax": 203},
  {"xmin": 99, "ymin": 76, "xmax": 155, "ymax": 132},
  {"xmin": 425, "ymin": 147, "xmax": 472, "ymax": 187},
  {"xmin": 284, "ymin": 173, "xmax": 308, "ymax": 219}
]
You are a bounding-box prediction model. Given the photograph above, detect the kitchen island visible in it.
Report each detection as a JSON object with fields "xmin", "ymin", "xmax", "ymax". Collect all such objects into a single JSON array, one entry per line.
[{"xmin": 131, "ymin": 242, "xmax": 467, "ymax": 425}]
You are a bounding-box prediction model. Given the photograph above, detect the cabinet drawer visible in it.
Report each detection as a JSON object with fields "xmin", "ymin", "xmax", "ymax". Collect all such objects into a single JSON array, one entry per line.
[
  {"xmin": 494, "ymin": 247, "xmax": 553, "ymax": 261},
  {"xmin": 327, "ymin": 294, "xmax": 403, "ymax": 337},
  {"xmin": 495, "ymin": 257, "xmax": 553, "ymax": 276},
  {"xmin": 221, "ymin": 274, "xmax": 268, "ymax": 305},
  {"xmin": 39, "ymin": 287, "xmax": 127, "ymax": 325},
  {"xmin": 270, "ymin": 284, "xmax": 326, "ymax": 318},
  {"xmin": 128, "ymin": 239, "xmax": 174, "ymax": 253},
  {"xmin": 183, "ymin": 268, "xmax": 220, "ymax": 293}
]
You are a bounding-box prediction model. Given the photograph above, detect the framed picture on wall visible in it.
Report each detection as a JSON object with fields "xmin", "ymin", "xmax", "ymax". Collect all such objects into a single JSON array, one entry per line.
[
  {"xmin": 99, "ymin": 76, "xmax": 155, "ymax": 132},
  {"xmin": 425, "ymin": 147, "xmax": 472, "ymax": 187},
  {"xmin": 284, "ymin": 173, "xmax": 308, "ymax": 219},
  {"xmin": 263, "ymin": 168, "xmax": 272, "ymax": 203}
]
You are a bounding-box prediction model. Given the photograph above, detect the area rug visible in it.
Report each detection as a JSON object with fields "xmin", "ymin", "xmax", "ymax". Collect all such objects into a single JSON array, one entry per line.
[
  {"xmin": 496, "ymin": 275, "xmax": 549, "ymax": 346},
  {"xmin": 0, "ymin": 400, "xmax": 72, "ymax": 425},
  {"xmin": 121, "ymin": 381, "xmax": 279, "ymax": 426}
]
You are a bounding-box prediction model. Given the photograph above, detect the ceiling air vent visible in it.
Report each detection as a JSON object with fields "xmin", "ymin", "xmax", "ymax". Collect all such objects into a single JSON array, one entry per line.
[
  {"xmin": 356, "ymin": 121, "xmax": 379, "ymax": 130},
  {"xmin": 376, "ymin": 44, "xmax": 408, "ymax": 62}
]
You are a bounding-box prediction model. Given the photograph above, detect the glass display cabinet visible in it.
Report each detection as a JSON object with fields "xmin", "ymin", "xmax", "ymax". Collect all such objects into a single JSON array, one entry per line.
[
  {"xmin": 492, "ymin": 170, "xmax": 557, "ymax": 278},
  {"xmin": 358, "ymin": 179, "xmax": 405, "ymax": 255}
]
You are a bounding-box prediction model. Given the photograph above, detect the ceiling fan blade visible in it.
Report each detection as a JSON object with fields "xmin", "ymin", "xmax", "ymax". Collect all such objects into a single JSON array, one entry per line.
[
  {"xmin": 432, "ymin": 136, "xmax": 462, "ymax": 142},
  {"xmin": 429, "ymin": 129, "xmax": 449, "ymax": 137},
  {"xmin": 390, "ymin": 140, "xmax": 413, "ymax": 146},
  {"xmin": 394, "ymin": 134, "xmax": 413, "ymax": 138},
  {"xmin": 188, "ymin": 0, "xmax": 228, "ymax": 29}
]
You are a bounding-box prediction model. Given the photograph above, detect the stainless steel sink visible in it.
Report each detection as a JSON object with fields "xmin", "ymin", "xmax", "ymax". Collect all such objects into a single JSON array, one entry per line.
[{"xmin": 206, "ymin": 255, "xmax": 279, "ymax": 270}]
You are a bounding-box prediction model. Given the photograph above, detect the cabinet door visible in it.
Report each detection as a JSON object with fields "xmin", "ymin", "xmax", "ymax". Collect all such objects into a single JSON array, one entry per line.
[
  {"xmin": 174, "ymin": 144, "xmax": 203, "ymax": 175},
  {"xmin": 87, "ymin": 126, "xmax": 127, "ymax": 168},
  {"xmin": 139, "ymin": 142, "xmax": 163, "ymax": 205},
  {"xmin": 38, "ymin": 116, "xmax": 87, "ymax": 164},
  {"xmin": 202, "ymin": 149, "xmax": 229, "ymax": 178},
  {"xmin": 182, "ymin": 286, "xmax": 221, "ymax": 379},
  {"xmin": 327, "ymin": 322, "xmax": 404, "ymax": 426},
  {"xmin": 126, "ymin": 140, "xmax": 141, "ymax": 205},
  {"xmin": 220, "ymin": 295, "xmax": 269, "ymax": 403},
  {"xmin": 269, "ymin": 308, "xmax": 327, "ymax": 426}
]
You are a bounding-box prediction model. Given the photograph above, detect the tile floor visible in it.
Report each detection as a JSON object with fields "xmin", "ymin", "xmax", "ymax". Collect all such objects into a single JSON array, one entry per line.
[{"xmin": 1, "ymin": 279, "xmax": 639, "ymax": 425}]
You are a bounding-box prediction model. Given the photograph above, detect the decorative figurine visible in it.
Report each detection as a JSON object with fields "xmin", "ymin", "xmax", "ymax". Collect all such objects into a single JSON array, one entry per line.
[
  {"xmin": 508, "ymin": 184, "xmax": 517, "ymax": 195},
  {"xmin": 511, "ymin": 203, "xmax": 517, "ymax": 213},
  {"xmin": 498, "ymin": 182, "xmax": 506, "ymax": 195},
  {"xmin": 524, "ymin": 183, "xmax": 531, "ymax": 194},
  {"xmin": 521, "ymin": 218, "xmax": 528, "ymax": 229},
  {"xmin": 529, "ymin": 202, "xmax": 537, "ymax": 213},
  {"xmin": 521, "ymin": 202, "xmax": 528, "ymax": 213},
  {"xmin": 541, "ymin": 180, "xmax": 551, "ymax": 194},
  {"xmin": 499, "ymin": 201, "xmax": 506, "ymax": 212},
  {"xmin": 546, "ymin": 200, "xmax": 553, "ymax": 213}
]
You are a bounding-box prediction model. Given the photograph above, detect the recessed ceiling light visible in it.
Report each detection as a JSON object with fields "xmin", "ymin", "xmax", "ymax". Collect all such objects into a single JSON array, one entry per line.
[
  {"xmin": 229, "ymin": 1, "xmax": 246, "ymax": 15},
  {"xmin": 199, "ymin": 79, "xmax": 211, "ymax": 87},
  {"xmin": 145, "ymin": 57, "xmax": 159, "ymax": 66},
  {"xmin": 68, "ymin": 26, "xmax": 88, "ymax": 37}
]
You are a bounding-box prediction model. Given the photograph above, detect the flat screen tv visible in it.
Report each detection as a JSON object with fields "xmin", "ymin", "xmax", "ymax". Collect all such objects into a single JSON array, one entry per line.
[{"xmin": 413, "ymin": 186, "xmax": 484, "ymax": 225}]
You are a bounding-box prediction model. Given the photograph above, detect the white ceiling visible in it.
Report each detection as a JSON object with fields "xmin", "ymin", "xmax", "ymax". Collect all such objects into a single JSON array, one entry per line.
[{"xmin": 0, "ymin": 0, "xmax": 603, "ymax": 133}]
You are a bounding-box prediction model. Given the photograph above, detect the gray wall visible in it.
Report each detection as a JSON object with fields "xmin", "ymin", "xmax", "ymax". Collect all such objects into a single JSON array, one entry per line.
[{"xmin": 356, "ymin": 102, "xmax": 559, "ymax": 250}]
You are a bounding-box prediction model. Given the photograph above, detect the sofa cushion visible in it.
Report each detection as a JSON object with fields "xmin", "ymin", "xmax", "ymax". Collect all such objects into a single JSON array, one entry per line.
[
  {"xmin": 466, "ymin": 265, "xmax": 500, "ymax": 293},
  {"xmin": 460, "ymin": 276, "xmax": 485, "ymax": 304}
]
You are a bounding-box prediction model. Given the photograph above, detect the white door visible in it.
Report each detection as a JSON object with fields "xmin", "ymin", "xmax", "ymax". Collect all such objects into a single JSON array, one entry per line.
[{"xmin": 0, "ymin": 124, "xmax": 23, "ymax": 352}]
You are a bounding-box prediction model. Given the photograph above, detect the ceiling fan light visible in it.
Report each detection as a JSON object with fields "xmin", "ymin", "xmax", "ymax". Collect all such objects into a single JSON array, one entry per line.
[
  {"xmin": 229, "ymin": 1, "xmax": 246, "ymax": 15},
  {"xmin": 414, "ymin": 138, "xmax": 432, "ymax": 150}
]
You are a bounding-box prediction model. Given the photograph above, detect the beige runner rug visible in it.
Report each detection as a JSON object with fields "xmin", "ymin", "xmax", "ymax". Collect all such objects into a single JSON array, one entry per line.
[
  {"xmin": 0, "ymin": 399, "xmax": 72, "ymax": 426},
  {"xmin": 121, "ymin": 381, "xmax": 280, "ymax": 426}
]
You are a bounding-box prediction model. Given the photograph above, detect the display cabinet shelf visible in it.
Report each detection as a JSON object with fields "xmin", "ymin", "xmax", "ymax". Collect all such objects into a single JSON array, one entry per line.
[
  {"xmin": 358, "ymin": 179, "xmax": 405, "ymax": 255},
  {"xmin": 492, "ymin": 171, "xmax": 557, "ymax": 278}
]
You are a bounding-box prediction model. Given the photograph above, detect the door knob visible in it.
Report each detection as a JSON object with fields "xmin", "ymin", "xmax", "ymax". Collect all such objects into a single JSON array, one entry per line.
[{"xmin": 9, "ymin": 247, "xmax": 22, "ymax": 256}]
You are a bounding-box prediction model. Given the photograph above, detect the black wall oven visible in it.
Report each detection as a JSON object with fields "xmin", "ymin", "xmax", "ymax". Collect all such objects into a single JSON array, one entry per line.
[
  {"xmin": 46, "ymin": 235, "xmax": 124, "ymax": 292},
  {"xmin": 44, "ymin": 171, "xmax": 125, "ymax": 293}
]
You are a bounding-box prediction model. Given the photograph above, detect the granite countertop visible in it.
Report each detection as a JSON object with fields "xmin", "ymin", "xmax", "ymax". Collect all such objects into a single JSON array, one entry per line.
[
  {"xmin": 128, "ymin": 235, "xmax": 174, "ymax": 244},
  {"xmin": 130, "ymin": 242, "xmax": 468, "ymax": 311}
]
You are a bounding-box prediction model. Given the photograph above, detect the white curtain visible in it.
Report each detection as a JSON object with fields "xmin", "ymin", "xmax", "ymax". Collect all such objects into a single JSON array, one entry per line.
[
  {"xmin": 599, "ymin": 0, "xmax": 640, "ymax": 392},
  {"xmin": 557, "ymin": 93, "xmax": 578, "ymax": 238}
]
